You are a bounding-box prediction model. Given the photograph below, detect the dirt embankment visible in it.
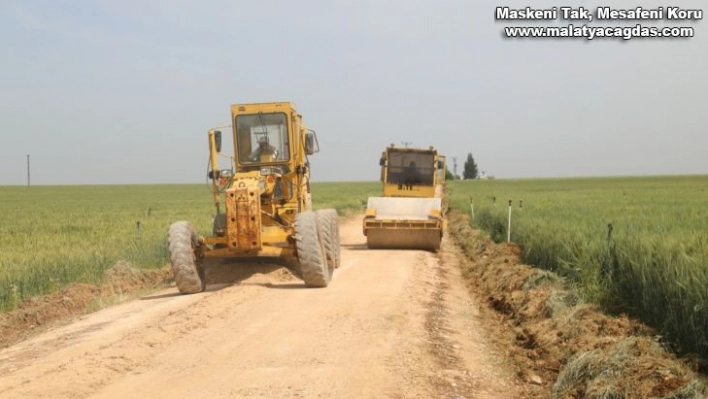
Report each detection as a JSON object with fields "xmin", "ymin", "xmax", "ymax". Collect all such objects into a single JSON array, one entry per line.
[
  {"xmin": 0, "ymin": 262, "xmax": 172, "ymax": 349},
  {"xmin": 447, "ymin": 209, "xmax": 707, "ymax": 398}
]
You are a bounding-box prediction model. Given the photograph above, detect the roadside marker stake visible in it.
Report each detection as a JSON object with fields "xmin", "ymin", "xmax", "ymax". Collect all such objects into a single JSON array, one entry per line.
[{"xmin": 507, "ymin": 200, "xmax": 512, "ymax": 242}]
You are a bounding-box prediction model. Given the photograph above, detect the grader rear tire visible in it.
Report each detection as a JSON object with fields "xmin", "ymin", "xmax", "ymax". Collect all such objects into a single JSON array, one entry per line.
[
  {"xmin": 295, "ymin": 211, "xmax": 330, "ymax": 287},
  {"xmin": 168, "ymin": 221, "xmax": 206, "ymax": 294}
]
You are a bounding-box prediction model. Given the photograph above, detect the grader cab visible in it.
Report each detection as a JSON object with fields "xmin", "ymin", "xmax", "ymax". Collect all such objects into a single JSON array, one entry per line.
[
  {"xmin": 363, "ymin": 144, "xmax": 446, "ymax": 251},
  {"xmin": 167, "ymin": 102, "xmax": 340, "ymax": 294}
]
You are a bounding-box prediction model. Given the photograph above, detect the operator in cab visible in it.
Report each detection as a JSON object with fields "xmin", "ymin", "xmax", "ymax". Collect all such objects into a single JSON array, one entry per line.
[
  {"xmin": 403, "ymin": 161, "xmax": 422, "ymax": 187},
  {"xmin": 249, "ymin": 136, "xmax": 278, "ymax": 162}
]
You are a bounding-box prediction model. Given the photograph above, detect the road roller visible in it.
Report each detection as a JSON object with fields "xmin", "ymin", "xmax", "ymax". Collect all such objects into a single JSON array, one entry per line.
[{"xmin": 362, "ymin": 144, "xmax": 446, "ymax": 251}]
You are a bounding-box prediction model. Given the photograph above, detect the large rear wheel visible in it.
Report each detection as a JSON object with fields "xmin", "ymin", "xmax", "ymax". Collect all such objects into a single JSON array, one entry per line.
[
  {"xmin": 168, "ymin": 221, "xmax": 206, "ymax": 294},
  {"xmin": 295, "ymin": 211, "xmax": 330, "ymax": 287}
]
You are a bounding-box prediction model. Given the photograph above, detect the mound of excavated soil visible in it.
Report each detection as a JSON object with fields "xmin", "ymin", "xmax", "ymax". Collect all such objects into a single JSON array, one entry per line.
[
  {"xmin": 0, "ymin": 262, "xmax": 171, "ymax": 349},
  {"xmin": 0, "ymin": 259, "xmax": 303, "ymax": 350},
  {"xmin": 204, "ymin": 258, "xmax": 300, "ymax": 286},
  {"xmin": 447, "ymin": 210, "xmax": 707, "ymax": 398}
]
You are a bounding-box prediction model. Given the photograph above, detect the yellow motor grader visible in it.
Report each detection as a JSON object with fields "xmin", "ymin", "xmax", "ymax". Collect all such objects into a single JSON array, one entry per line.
[
  {"xmin": 167, "ymin": 102, "xmax": 340, "ymax": 294},
  {"xmin": 362, "ymin": 144, "xmax": 446, "ymax": 251}
]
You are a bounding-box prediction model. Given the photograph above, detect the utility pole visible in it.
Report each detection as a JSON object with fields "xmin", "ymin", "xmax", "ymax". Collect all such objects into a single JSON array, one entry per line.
[
  {"xmin": 401, "ymin": 141, "xmax": 412, "ymax": 148},
  {"xmin": 453, "ymin": 157, "xmax": 458, "ymax": 178},
  {"xmin": 27, "ymin": 154, "xmax": 30, "ymax": 187}
]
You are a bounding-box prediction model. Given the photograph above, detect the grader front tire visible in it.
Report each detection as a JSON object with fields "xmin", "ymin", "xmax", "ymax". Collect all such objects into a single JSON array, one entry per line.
[
  {"xmin": 168, "ymin": 221, "xmax": 206, "ymax": 294},
  {"xmin": 295, "ymin": 211, "xmax": 330, "ymax": 288},
  {"xmin": 316, "ymin": 209, "xmax": 337, "ymax": 276},
  {"xmin": 318, "ymin": 209, "xmax": 340, "ymax": 269},
  {"xmin": 329, "ymin": 211, "xmax": 341, "ymax": 268}
]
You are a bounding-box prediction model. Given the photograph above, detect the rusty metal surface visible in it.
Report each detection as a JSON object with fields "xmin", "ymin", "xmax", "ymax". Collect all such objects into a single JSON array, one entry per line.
[{"xmin": 226, "ymin": 180, "xmax": 261, "ymax": 251}]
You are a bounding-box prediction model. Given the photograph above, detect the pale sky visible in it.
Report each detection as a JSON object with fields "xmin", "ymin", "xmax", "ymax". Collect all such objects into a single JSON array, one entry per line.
[{"xmin": 1, "ymin": 0, "xmax": 706, "ymax": 185}]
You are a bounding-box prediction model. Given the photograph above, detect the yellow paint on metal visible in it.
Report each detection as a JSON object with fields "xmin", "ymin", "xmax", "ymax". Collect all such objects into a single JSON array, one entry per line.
[
  {"xmin": 208, "ymin": 129, "xmax": 222, "ymax": 213},
  {"xmin": 383, "ymin": 182, "xmax": 437, "ymax": 198},
  {"xmin": 202, "ymin": 245, "xmax": 296, "ymax": 259},
  {"xmin": 225, "ymin": 177, "xmax": 261, "ymax": 250},
  {"xmin": 363, "ymin": 145, "xmax": 447, "ymax": 251},
  {"xmin": 198, "ymin": 102, "xmax": 318, "ymax": 261}
]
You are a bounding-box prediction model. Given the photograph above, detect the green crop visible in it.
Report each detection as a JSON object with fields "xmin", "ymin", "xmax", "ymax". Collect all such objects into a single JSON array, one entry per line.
[
  {"xmin": 0, "ymin": 182, "xmax": 378, "ymax": 312},
  {"xmin": 447, "ymin": 175, "xmax": 708, "ymax": 358}
]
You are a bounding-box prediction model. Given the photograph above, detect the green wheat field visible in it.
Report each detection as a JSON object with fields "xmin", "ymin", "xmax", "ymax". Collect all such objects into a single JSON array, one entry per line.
[
  {"xmin": 0, "ymin": 182, "xmax": 379, "ymax": 312},
  {"xmin": 1, "ymin": 176, "xmax": 707, "ymax": 359},
  {"xmin": 446, "ymin": 175, "xmax": 708, "ymax": 358}
]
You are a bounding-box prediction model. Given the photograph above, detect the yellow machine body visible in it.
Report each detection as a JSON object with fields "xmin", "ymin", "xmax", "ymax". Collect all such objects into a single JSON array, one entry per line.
[
  {"xmin": 363, "ymin": 145, "xmax": 446, "ymax": 251},
  {"xmin": 168, "ymin": 101, "xmax": 339, "ymax": 294},
  {"xmin": 202, "ymin": 102, "xmax": 317, "ymax": 260}
]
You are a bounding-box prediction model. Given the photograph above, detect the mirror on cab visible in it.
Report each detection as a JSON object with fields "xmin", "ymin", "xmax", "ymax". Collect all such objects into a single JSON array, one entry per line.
[
  {"xmin": 305, "ymin": 131, "xmax": 320, "ymax": 155},
  {"xmin": 214, "ymin": 130, "xmax": 222, "ymax": 153}
]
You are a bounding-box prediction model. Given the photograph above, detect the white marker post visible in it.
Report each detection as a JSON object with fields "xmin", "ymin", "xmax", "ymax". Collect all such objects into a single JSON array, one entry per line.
[
  {"xmin": 507, "ymin": 200, "xmax": 512, "ymax": 242},
  {"xmin": 469, "ymin": 196, "xmax": 474, "ymax": 221}
]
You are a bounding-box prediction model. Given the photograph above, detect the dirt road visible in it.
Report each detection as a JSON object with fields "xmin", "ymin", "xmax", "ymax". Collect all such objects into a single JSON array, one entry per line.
[{"xmin": 0, "ymin": 217, "xmax": 521, "ymax": 398}]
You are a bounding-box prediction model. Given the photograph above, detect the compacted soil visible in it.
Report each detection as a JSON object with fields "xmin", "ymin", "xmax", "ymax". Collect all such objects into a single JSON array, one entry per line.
[{"xmin": 0, "ymin": 216, "xmax": 525, "ymax": 398}]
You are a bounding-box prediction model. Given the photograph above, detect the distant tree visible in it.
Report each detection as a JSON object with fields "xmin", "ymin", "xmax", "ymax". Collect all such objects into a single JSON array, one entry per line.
[
  {"xmin": 463, "ymin": 153, "xmax": 478, "ymax": 180},
  {"xmin": 445, "ymin": 167, "xmax": 455, "ymax": 181}
]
